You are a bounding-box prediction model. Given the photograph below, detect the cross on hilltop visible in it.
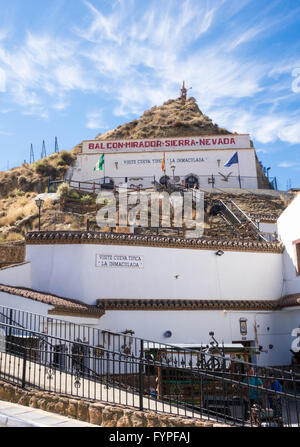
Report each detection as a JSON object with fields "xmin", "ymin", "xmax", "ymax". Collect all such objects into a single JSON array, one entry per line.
[{"xmin": 180, "ymin": 81, "xmax": 192, "ymax": 101}]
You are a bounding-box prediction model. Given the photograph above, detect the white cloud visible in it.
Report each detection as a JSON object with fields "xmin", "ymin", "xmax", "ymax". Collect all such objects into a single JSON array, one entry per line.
[
  {"xmin": 0, "ymin": 130, "xmax": 12, "ymax": 136},
  {"xmin": 0, "ymin": 31, "xmax": 97, "ymax": 115},
  {"xmin": 86, "ymin": 111, "xmax": 108, "ymax": 130},
  {"xmin": 278, "ymin": 161, "xmax": 298, "ymax": 168},
  {"xmin": 0, "ymin": 67, "xmax": 6, "ymax": 92},
  {"xmin": 0, "ymin": 0, "xmax": 299, "ymax": 139},
  {"xmin": 210, "ymin": 107, "xmax": 300, "ymax": 145}
]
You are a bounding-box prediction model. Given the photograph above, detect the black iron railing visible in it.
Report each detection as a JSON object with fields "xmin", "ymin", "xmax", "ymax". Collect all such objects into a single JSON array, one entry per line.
[
  {"xmin": 0, "ymin": 305, "xmax": 299, "ymax": 426},
  {"xmin": 48, "ymin": 174, "xmax": 278, "ymax": 194}
]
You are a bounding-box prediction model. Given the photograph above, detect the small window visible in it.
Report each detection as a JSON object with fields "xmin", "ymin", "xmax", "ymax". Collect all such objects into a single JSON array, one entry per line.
[{"xmin": 293, "ymin": 240, "xmax": 300, "ymax": 276}]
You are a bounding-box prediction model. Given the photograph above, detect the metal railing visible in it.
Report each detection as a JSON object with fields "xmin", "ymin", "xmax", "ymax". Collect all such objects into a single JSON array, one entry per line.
[
  {"xmin": 0, "ymin": 305, "xmax": 299, "ymax": 426},
  {"xmin": 48, "ymin": 174, "xmax": 278, "ymax": 194}
]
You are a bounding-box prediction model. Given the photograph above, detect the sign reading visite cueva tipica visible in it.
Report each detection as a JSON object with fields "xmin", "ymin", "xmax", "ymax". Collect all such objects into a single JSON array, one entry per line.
[
  {"xmin": 96, "ymin": 254, "xmax": 144, "ymax": 269},
  {"xmin": 83, "ymin": 134, "xmax": 251, "ymax": 154}
]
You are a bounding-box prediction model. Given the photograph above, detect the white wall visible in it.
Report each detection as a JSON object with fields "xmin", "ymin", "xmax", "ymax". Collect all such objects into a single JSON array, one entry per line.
[
  {"xmin": 68, "ymin": 149, "xmax": 258, "ymax": 189},
  {"xmin": 277, "ymin": 193, "xmax": 300, "ymax": 295},
  {"xmin": 99, "ymin": 308, "xmax": 300, "ymax": 366},
  {"xmin": 0, "ymin": 263, "xmax": 32, "ymax": 288},
  {"xmin": 0, "ymin": 291, "xmax": 51, "ymax": 316},
  {"xmin": 26, "ymin": 243, "xmax": 283, "ymax": 304}
]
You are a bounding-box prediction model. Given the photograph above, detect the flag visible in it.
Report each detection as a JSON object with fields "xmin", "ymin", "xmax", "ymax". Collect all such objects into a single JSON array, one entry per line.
[
  {"xmin": 94, "ymin": 154, "xmax": 105, "ymax": 171},
  {"xmin": 161, "ymin": 152, "xmax": 166, "ymax": 172},
  {"xmin": 224, "ymin": 152, "xmax": 239, "ymax": 167}
]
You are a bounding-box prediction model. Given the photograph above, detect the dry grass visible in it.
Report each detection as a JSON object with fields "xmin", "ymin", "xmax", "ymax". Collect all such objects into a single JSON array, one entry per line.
[
  {"xmin": 0, "ymin": 197, "xmax": 37, "ymax": 226},
  {"xmin": 5, "ymin": 232, "xmax": 24, "ymax": 242},
  {"xmin": 96, "ymin": 97, "xmax": 231, "ymax": 141}
]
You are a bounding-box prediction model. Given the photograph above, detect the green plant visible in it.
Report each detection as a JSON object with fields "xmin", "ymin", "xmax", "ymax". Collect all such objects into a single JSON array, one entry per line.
[
  {"xmin": 48, "ymin": 153, "xmax": 58, "ymax": 160},
  {"xmin": 57, "ymin": 183, "xmax": 70, "ymax": 198},
  {"xmin": 70, "ymin": 191, "xmax": 80, "ymax": 200},
  {"xmin": 12, "ymin": 189, "xmax": 25, "ymax": 197},
  {"xmin": 35, "ymin": 161, "xmax": 57, "ymax": 178},
  {"xmin": 81, "ymin": 195, "xmax": 93, "ymax": 203},
  {"xmin": 58, "ymin": 151, "xmax": 75, "ymax": 166}
]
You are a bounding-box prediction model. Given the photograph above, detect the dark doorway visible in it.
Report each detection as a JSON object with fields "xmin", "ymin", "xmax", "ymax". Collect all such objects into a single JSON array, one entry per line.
[{"xmin": 185, "ymin": 175, "xmax": 199, "ymax": 188}]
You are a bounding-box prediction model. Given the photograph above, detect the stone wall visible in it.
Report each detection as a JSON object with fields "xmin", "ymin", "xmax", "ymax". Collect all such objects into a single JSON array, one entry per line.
[
  {"xmin": 0, "ymin": 242, "xmax": 25, "ymax": 267},
  {"xmin": 0, "ymin": 380, "xmax": 227, "ymax": 427}
]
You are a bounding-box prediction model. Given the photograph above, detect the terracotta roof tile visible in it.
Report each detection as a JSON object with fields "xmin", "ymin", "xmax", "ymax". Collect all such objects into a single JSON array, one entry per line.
[
  {"xmin": 25, "ymin": 231, "xmax": 284, "ymax": 253},
  {"xmin": 0, "ymin": 284, "xmax": 104, "ymax": 318},
  {"xmin": 97, "ymin": 296, "xmax": 300, "ymax": 311}
]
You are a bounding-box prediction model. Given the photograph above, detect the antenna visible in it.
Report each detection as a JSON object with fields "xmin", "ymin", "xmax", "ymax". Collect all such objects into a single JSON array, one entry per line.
[
  {"xmin": 30, "ymin": 144, "xmax": 35, "ymax": 164},
  {"xmin": 41, "ymin": 140, "xmax": 47, "ymax": 159},
  {"xmin": 55, "ymin": 136, "xmax": 59, "ymax": 153}
]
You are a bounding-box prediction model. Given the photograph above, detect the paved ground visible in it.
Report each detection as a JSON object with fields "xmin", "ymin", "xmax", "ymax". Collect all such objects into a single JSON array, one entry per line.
[{"xmin": 0, "ymin": 401, "xmax": 98, "ymax": 427}]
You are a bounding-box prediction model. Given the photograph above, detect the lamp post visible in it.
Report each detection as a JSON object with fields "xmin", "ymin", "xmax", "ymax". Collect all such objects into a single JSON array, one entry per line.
[
  {"xmin": 171, "ymin": 165, "xmax": 176, "ymax": 184},
  {"xmin": 35, "ymin": 198, "xmax": 44, "ymax": 231}
]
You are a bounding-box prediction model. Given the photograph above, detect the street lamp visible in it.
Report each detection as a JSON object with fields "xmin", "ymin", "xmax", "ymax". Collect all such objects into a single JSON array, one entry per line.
[
  {"xmin": 35, "ymin": 198, "xmax": 44, "ymax": 231},
  {"xmin": 171, "ymin": 165, "xmax": 176, "ymax": 183}
]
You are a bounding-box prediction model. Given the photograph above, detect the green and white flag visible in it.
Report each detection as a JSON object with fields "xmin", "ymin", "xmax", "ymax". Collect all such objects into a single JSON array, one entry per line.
[{"xmin": 94, "ymin": 154, "xmax": 105, "ymax": 171}]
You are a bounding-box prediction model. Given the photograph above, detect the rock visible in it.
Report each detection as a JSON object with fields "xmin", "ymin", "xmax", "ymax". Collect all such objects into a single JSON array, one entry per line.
[
  {"xmin": 67, "ymin": 400, "xmax": 78, "ymax": 419},
  {"xmin": 131, "ymin": 411, "xmax": 147, "ymax": 427},
  {"xmin": 116, "ymin": 409, "xmax": 134, "ymax": 427},
  {"xmin": 101, "ymin": 406, "xmax": 124, "ymax": 427},
  {"xmin": 55, "ymin": 401, "xmax": 68, "ymax": 416},
  {"xmin": 145, "ymin": 414, "xmax": 161, "ymax": 427},
  {"xmin": 46, "ymin": 401, "xmax": 57, "ymax": 413},
  {"xmin": 37, "ymin": 399, "xmax": 48, "ymax": 411},
  {"xmin": 0, "ymin": 383, "xmax": 14, "ymax": 402},
  {"xmin": 29, "ymin": 396, "xmax": 38, "ymax": 408},
  {"xmin": 18, "ymin": 394, "xmax": 30, "ymax": 407},
  {"xmin": 89, "ymin": 407, "xmax": 103, "ymax": 426},
  {"xmin": 77, "ymin": 402, "xmax": 90, "ymax": 422}
]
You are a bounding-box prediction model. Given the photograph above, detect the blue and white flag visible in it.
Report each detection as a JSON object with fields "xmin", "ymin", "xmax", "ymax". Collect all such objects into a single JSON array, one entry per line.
[{"xmin": 224, "ymin": 152, "xmax": 239, "ymax": 167}]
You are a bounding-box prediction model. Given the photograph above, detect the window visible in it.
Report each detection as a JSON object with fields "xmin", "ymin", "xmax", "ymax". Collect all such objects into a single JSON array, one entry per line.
[{"xmin": 293, "ymin": 240, "xmax": 300, "ymax": 276}]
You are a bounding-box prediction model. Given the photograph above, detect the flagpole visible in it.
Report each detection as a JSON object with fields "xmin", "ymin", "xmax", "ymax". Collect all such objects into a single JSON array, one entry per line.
[{"xmin": 237, "ymin": 152, "xmax": 241, "ymax": 188}]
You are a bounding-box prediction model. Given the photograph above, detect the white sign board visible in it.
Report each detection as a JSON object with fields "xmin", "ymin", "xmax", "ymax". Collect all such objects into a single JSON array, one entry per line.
[
  {"xmin": 96, "ymin": 254, "xmax": 144, "ymax": 269},
  {"xmin": 83, "ymin": 135, "xmax": 251, "ymax": 154}
]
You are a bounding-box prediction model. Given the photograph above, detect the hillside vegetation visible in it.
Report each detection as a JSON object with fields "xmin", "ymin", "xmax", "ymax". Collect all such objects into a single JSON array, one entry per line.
[
  {"xmin": 0, "ymin": 96, "xmax": 294, "ymax": 244},
  {"xmin": 96, "ymin": 97, "xmax": 232, "ymax": 141},
  {"xmin": 0, "ymin": 146, "xmax": 81, "ymax": 242}
]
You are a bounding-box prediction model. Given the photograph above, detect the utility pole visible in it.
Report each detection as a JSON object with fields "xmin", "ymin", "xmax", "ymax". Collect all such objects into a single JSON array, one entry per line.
[
  {"xmin": 55, "ymin": 136, "xmax": 59, "ymax": 153},
  {"xmin": 41, "ymin": 140, "xmax": 47, "ymax": 159},
  {"xmin": 30, "ymin": 144, "xmax": 35, "ymax": 164}
]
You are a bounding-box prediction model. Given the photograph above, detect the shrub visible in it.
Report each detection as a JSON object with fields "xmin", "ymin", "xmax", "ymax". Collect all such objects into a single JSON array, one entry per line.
[
  {"xmin": 70, "ymin": 191, "xmax": 80, "ymax": 200},
  {"xmin": 57, "ymin": 165, "xmax": 68, "ymax": 174},
  {"xmin": 48, "ymin": 153, "xmax": 58, "ymax": 160},
  {"xmin": 58, "ymin": 151, "xmax": 75, "ymax": 166},
  {"xmin": 81, "ymin": 195, "xmax": 93, "ymax": 203},
  {"xmin": 12, "ymin": 189, "xmax": 25, "ymax": 197},
  {"xmin": 35, "ymin": 161, "xmax": 57, "ymax": 178},
  {"xmin": 57, "ymin": 183, "xmax": 70, "ymax": 199},
  {"xmin": 6, "ymin": 232, "xmax": 24, "ymax": 241},
  {"xmin": 18, "ymin": 176, "xmax": 28, "ymax": 187}
]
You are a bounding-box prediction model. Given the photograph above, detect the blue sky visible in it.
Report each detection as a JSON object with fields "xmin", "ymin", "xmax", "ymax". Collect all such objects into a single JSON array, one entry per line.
[{"xmin": 0, "ymin": 0, "xmax": 300, "ymax": 189}]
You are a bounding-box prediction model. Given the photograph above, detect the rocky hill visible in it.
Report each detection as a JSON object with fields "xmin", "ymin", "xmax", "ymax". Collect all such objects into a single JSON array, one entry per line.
[
  {"xmin": 0, "ymin": 147, "xmax": 80, "ymax": 243},
  {"xmin": 0, "ymin": 95, "xmax": 294, "ymax": 249},
  {"xmin": 96, "ymin": 97, "xmax": 232, "ymax": 141}
]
